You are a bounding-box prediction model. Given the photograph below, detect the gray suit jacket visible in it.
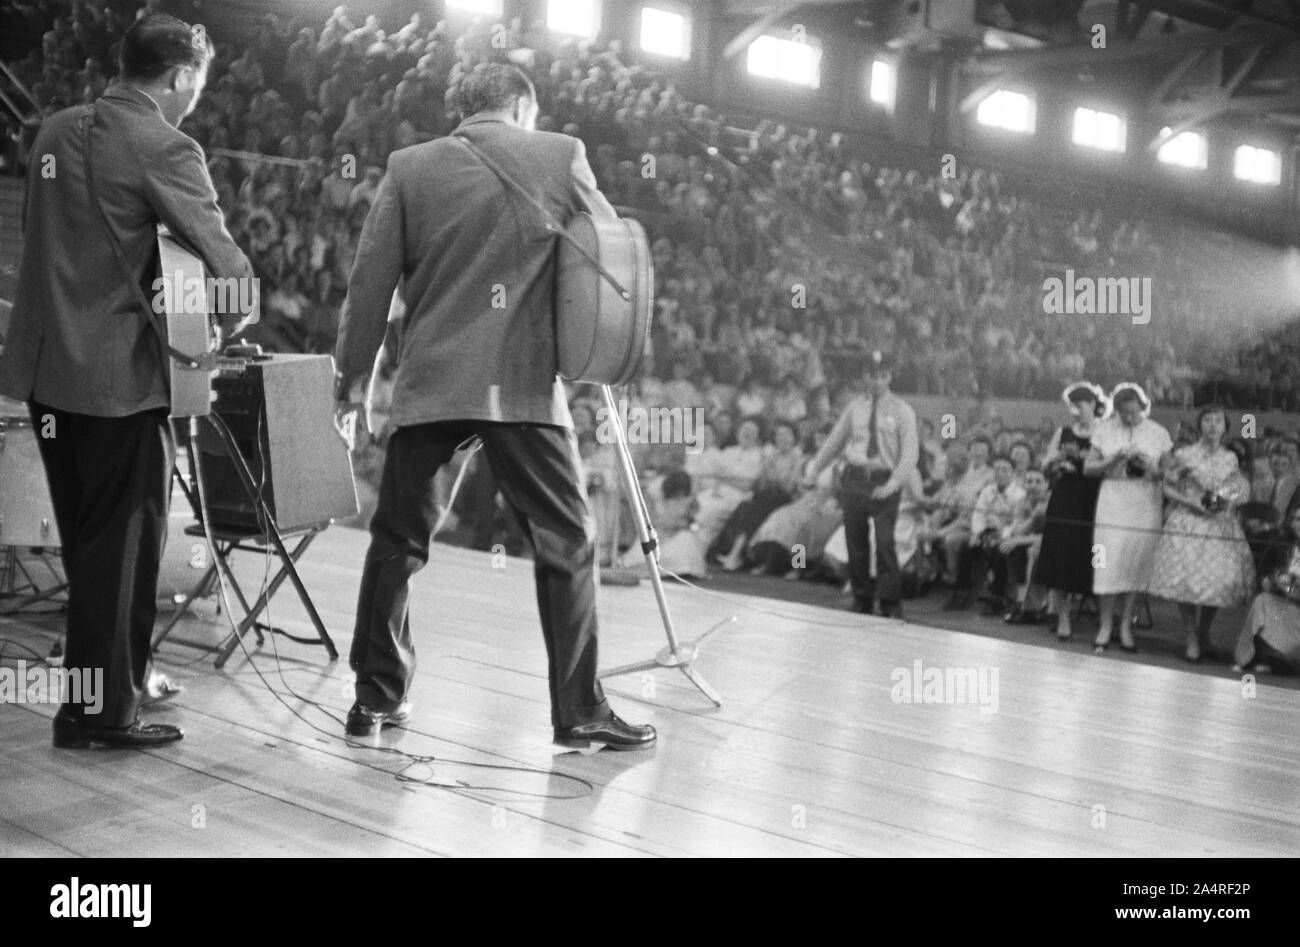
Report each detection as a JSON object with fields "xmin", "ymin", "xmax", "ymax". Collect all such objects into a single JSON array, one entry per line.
[
  {"xmin": 334, "ymin": 113, "xmax": 617, "ymax": 429},
  {"xmin": 0, "ymin": 84, "xmax": 253, "ymax": 416}
]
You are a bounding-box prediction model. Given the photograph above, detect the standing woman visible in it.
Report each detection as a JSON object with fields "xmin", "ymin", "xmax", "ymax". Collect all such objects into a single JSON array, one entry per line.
[
  {"xmin": 1148, "ymin": 405, "xmax": 1255, "ymax": 662},
  {"xmin": 1084, "ymin": 383, "xmax": 1173, "ymax": 653},
  {"xmin": 1038, "ymin": 382, "xmax": 1108, "ymax": 640}
]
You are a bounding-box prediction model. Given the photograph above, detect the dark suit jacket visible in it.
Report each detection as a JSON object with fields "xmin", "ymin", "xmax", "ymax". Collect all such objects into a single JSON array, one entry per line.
[
  {"xmin": 0, "ymin": 84, "xmax": 253, "ymax": 416},
  {"xmin": 334, "ymin": 113, "xmax": 617, "ymax": 429}
]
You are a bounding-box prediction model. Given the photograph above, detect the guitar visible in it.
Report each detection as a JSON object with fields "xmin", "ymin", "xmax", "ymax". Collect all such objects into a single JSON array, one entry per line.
[{"xmin": 155, "ymin": 228, "xmax": 250, "ymax": 418}]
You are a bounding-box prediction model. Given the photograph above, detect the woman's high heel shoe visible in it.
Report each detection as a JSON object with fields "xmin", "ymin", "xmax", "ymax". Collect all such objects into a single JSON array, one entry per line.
[{"xmin": 1092, "ymin": 635, "xmax": 1111, "ymax": 655}]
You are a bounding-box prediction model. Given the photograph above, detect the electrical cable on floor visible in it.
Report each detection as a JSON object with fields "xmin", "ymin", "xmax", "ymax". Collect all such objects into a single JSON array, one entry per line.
[{"xmin": 182, "ymin": 412, "xmax": 593, "ymax": 800}]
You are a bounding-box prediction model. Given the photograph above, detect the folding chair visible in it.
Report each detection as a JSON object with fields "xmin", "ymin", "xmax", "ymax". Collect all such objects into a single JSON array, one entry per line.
[{"xmin": 151, "ymin": 433, "xmax": 338, "ymax": 670}]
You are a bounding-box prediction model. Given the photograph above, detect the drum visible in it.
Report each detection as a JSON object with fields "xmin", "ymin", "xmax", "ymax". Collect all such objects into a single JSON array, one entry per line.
[
  {"xmin": 0, "ymin": 415, "xmax": 61, "ymax": 548},
  {"xmin": 554, "ymin": 213, "xmax": 653, "ymax": 387}
]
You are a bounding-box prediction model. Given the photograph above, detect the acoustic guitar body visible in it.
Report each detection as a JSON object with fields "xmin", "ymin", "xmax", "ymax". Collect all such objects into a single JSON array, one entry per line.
[
  {"xmin": 555, "ymin": 213, "xmax": 653, "ymax": 387},
  {"xmin": 157, "ymin": 229, "xmax": 218, "ymax": 418}
]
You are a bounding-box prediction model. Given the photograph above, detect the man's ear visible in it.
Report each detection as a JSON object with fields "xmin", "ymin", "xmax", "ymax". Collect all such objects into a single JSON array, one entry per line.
[{"xmin": 171, "ymin": 64, "xmax": 199, "ymax": 94}]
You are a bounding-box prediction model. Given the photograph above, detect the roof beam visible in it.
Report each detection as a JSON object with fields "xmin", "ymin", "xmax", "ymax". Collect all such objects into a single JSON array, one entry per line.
[
  {"xmin": 1146, "ymin": 43, "xmax": 1271, "ymax": 150},
  {"xmin": 1153, "ymin": 84, "xmax": 1300, "ymax": 118},
  {"xmin": 1156, "ymin": 0, "xmax": 1300, "ymax": 34},
  {"xmin": 1148, "ymin": 47, "xmax": 1212, "ymax": 106},
  {"xmin": 722, "ymin": 1, "xmax": 805, "ymax": 61},
  {"xmin": 968, "ymin": 27, "xmax": 1282, "ymax": 70}
]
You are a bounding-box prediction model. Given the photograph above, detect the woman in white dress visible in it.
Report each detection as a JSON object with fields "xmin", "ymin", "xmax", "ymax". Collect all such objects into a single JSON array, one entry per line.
[{"xmin": 1084, "ymin": 383, "xmax": 1173, "ymax": 653}]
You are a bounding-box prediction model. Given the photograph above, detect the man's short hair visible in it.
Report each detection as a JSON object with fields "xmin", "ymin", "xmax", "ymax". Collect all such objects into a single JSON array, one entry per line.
[
  {"xmin": 455, "ymin": 63, "xmax": 536, "ymax": 119},
  {"xmin": 119, "ymin": 13, "xmax": 212, "ymax": 81}
]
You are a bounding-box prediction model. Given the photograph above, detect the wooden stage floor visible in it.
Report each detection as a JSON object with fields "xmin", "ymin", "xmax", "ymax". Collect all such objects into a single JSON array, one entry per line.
[{"xmin": 2, "ymin": 524, "xmax": 1299, "ymax": 857}]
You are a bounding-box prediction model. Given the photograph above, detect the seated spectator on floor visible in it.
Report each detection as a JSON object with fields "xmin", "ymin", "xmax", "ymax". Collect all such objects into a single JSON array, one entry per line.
[
  {"xmin": 919, "ymin": 417, "xmax": 947, "ymax": 490},
  {"xmin": 933, "ymin": 435, "xmax": 995, "ymax": 585},
  {"xmin": 999, "ymin": 466, "xmax": 1052, "ymax": 622},
  {"xmin": 690, "ymin": 416, "xmax": 765, "ymax": 549},
  {"xmin": 1234, "ymin": 506, "xmax": 1300, "ymax": 674},
  {"xmin": 1009, "ymin": 439, "xmax": 1034, "ymax": 486},
  {"xmin": 945, "ymin": 453, "xmax": 1026, "ymax": 612},
  {"xmin": 771, "ymin": 374, "xmax": 808, "ymax": 426},
  {"xmin": 1243, "ymin": 441, "xmax": 1298, "ymax": 573},
  {"xmin": 746, "ymin": 426, "xmax": 843, "ymax": 579},
  {"xmin": 891, "ymin": 465, "xmax": 934, "ymax": 597},
  {"xmin": 916, "ymin": 453, "xmax": 964, "ymax": 563},
  {"xmin": 645, "ymin": 469, "xmax": 707, "ymax": 579},
  {"xmin": 709, "ymin": 420, "xmax": 805, "ymax": 570}
]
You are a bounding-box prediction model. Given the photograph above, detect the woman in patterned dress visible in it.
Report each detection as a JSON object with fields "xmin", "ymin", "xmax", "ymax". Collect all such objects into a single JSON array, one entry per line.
[
  {"xmin": 1084, "ymin": 383, "xmax": 1173, "ymax": 653},
  {"xmin": 1149, "ymin": 405, "xmax": 1255, "ymax": 662},
  {"xmin": 1038, "ymin": 382, "xmax": 1108, "ymax": 640}
]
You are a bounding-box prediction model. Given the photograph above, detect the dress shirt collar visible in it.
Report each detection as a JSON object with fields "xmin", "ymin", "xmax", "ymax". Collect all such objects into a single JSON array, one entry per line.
[{"xmin": 101, "ymin": 82, "xmax": 166, "ymax": 119}]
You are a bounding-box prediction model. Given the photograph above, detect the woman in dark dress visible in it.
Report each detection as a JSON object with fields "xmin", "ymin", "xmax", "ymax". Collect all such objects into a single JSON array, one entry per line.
[{"xmin": 1038, "ymin": 382, "xmax": 1108, "ymax": 640}]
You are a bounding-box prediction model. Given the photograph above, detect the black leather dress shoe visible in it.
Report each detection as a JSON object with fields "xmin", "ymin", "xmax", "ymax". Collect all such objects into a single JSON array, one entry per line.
[
  {"xmin": 52, "ymin": 712, "xmax": 183, "ymax": 749},
  {"xmin": 554, "ymin": 714, "xmax": 656, "ymax": 751},
  {"xmin": 344, "ymin": 700, "xmax": 412, "ymax": 737}
]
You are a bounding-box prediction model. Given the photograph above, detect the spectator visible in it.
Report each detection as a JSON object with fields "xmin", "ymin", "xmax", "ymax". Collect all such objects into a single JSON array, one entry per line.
[
  {"xmin": 946, "ymin": 453, "xmax": 1025, "ymax": 613},
  {"xmin": 1084, "ymin": 383, "xmax": 1172, "ymax": 654},
  {"xmin": 691, "ymin": 416, "xmax": 764, "ymax": 550},
  {"xmin": 1008, "ymin": 439, "xmax": 1033, "ymax": 485},
  {"xmin": 1000, "ymin": 465, "xmax": 1051, "ymax": 622},
  {"xmin": 746, "ymin": 426, "xmax": 842, "ymax": 578},
  {"xmin": 935, "ymin": 435, "xmax": 995, "ymax": 594},
  {"xmin": 646, "ymin": 469, "xmax": 707, "ymax": 578},
  {"xmin": 1233, "ymin": 505, "xmax": 1300, "ymax": 674},
  {"xmin": 1037, "ymin": 382, "xmax": 1107, "ymax": 640},
  {"xmin": 1149, "ymin": 405, "xmax": 1255, "ymax": 662},
  {"xmin": 709, "ymin": 420, "xmax": 804, "ymax": 570}
]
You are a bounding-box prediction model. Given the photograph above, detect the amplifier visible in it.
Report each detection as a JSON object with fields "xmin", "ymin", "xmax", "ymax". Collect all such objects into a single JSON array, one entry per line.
[{"xmin": 195, "ymin": 354, "xmax": 358, "ymax": 533}]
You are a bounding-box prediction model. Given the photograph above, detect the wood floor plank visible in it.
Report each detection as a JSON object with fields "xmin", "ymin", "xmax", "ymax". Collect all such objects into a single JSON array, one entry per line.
[{"xmin": 3, "ymin": 524, "xmax": 1298, "ymax": 857}]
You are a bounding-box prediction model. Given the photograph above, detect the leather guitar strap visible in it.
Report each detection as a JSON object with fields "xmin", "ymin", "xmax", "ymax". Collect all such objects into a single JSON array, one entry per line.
[
  {"xmin": 82, "ymin": 102, "xmax": 200, "ymax": 369},
  {"xmin": 452, "ymin": 132, "xmax": 631, "ymax": 301}
]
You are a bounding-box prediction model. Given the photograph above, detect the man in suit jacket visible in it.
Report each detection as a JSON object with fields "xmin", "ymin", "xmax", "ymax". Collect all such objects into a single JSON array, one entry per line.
[
  {"xmin": 0, "ymin": 14, "xmax": 255, "ymax": 748},
  {"xmin": 334, "ymin": 64, "xmax": 654, "ymax": 750}
]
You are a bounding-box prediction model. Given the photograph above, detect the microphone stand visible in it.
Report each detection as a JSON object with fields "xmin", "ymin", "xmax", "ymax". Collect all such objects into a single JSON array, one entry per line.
[{"xmin": 593, "ymin": 383, "xmax": 723, "ymax": 708}]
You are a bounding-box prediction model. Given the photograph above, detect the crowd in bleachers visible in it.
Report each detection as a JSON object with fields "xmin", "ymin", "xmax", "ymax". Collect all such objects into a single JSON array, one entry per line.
[
  {"xmin": 9, "ymin": 0, "xmax": 1300, "ymax": 670},
  {"xmin": 11, "ymin": 0, "xmax": 1300, "ymax": 409}
]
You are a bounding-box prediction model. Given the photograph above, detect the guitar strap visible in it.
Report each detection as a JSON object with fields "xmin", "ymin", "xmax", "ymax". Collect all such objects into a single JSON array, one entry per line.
[
  {"xmin": 81, "ymin": 102, "xmax": 200, "ymax": 370},
  {"xmin": 452, "ymin": 132, "xmax": 630, "ymax": 301}
]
